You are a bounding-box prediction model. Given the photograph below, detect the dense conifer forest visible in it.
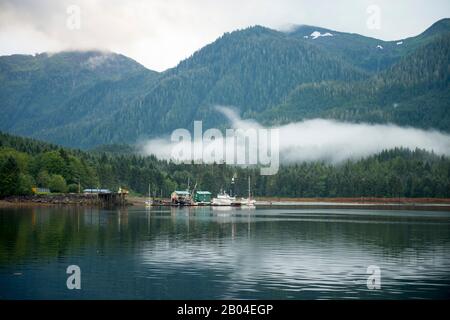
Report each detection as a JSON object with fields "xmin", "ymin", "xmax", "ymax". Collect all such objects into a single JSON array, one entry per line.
[{"xmin": 1, "ymin": 132, "xmax": 449, "ymax": 198}]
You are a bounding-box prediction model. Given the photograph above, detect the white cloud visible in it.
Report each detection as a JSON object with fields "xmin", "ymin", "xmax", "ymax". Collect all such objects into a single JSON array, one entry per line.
[{"xmin": 141, "ymin": 107, "xmax": 450, "ymax": 164}]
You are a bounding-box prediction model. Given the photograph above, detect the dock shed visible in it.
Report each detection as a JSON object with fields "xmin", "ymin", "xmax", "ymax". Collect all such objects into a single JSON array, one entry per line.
[{"xmin": 194, "ymin": 191, "xmax": 212, "ymax": 204}]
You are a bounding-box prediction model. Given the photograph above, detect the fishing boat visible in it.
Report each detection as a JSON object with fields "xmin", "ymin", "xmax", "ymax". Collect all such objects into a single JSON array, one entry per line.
[{"xmin": 211, "ymin": 191, "xmax": 236, "ymax": 206}]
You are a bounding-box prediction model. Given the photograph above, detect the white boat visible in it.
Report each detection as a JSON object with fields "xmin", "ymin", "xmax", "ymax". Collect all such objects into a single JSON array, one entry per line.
[
  {"xmin": 145, "ymin": 183, "xmax": 152, "ymax": 207},
  {"xmin": 211, "ymin": 191, "xmax": 235, "ymax": 206},
  {"xmin": 240, "ymin": 177, "xmax": 256, "ymax": 207},
  {"xmin": 240, "ymin": 198, "xmax": 256, "ymax": 207}
]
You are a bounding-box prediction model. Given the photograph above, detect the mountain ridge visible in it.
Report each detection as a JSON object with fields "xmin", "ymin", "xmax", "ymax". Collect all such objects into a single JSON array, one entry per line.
[{"xmin": 0, "ymin": 18, "xmax": 449, "ymax": 148}]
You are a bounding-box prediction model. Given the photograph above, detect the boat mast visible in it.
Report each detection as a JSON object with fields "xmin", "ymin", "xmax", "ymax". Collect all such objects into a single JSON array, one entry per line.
[{"xmin": 248, "ymin": 176, "xmax": 251, "ymax": 200}]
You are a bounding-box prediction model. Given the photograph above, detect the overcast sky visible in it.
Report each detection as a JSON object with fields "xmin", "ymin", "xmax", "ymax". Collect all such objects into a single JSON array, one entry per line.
[{"xmin": 0, "ymin": 0, "xmax": 449, "ymax": 71}]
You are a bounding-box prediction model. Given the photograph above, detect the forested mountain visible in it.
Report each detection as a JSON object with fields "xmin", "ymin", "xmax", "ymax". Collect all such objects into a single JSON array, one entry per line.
[
  {"xmin": 94, "ymin": 25, "xmax": 367, "ymax": 143},
  {"xmin": 260, "ymin": 32, "xmax": 450, "ymax": 130},
  {"xmin": 0, "ymin": 19, "xmax": 449, "ymax": 148},
  {"xmin": 288, "ymin": 18, "xmax": 450, "ymax": 72},
  {"xmin": 1, "ymin": 132, "xmax": 449, "ymax": 198},
  {"xmin": 0, "ymin": 51, "xmax": 160, "ymax": 147}
]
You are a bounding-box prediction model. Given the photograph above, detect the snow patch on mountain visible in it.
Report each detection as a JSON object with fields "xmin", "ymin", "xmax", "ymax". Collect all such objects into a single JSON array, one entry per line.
[{"xmin": 310, "ymin": 31, "xmax": 333, "ymax": 39}]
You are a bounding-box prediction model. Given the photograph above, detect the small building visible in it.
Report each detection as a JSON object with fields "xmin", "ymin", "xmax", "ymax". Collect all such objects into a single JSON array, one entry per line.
[
  {"xmin": 32, "ymin": 187, "xmax": 50, "ymax": 194},
  {"xmin": 194, "ymin": 191, "xmax": 212, "ymax": 204},
  {"xmin": 171, "ymin": 190, "xmax": 191, "ymax": 205},
  {"xmin": 83, "ymin": 188, "xmax": 112, "ymax": 194},
  {"xmin": 83, "ymin": 188, "xmax": 127, "ymax": 205}
]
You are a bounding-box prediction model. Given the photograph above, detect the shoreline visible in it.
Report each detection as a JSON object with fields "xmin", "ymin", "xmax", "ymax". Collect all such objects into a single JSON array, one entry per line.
[
  {"xmin": 0, "ymin": 194, "xmax": 131, "ymax": 208},
  {"xmin": 129, "ymin": 196, "xmax": 450, "ymax": 211},
  {"xmin": 2, "ymin": 195, "xmax": 450, "ymax": 211},
  {"xmin": 254, "ymin": 196, "xmax": 450, "ymax": 204}
]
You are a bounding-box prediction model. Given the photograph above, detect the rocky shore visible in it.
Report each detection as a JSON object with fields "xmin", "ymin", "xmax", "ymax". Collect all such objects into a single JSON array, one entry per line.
[{"xmin": 0, "ymin": 194, "xmax": 128, "ymax": 206}]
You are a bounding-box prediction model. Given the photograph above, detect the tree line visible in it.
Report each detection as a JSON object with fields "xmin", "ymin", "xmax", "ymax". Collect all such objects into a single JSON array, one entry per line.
[{"xmin": 0, "ymin": 132, "xmax": 449, "ymax": 198}]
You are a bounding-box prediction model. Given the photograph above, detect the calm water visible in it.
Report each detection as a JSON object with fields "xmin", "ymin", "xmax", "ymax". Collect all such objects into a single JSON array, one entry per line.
[{"xmin": 0, "ymin": 206, "xmax": 449, "ymax": 299}]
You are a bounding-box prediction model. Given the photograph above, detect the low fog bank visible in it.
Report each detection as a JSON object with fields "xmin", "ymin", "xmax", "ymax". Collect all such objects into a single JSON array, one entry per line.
[{"xmin": 140, "ymin": 106, "xmax": 450, "ymax": 164}]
